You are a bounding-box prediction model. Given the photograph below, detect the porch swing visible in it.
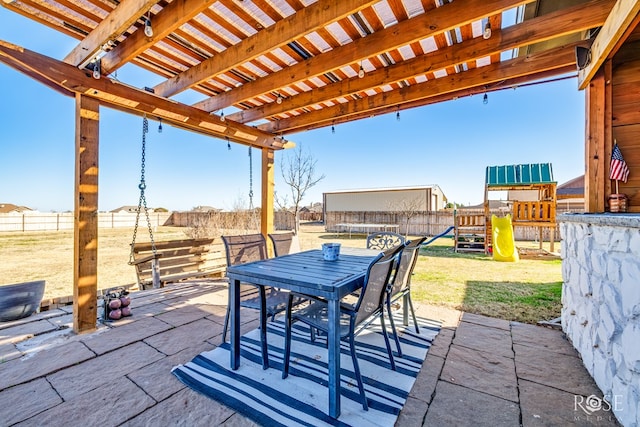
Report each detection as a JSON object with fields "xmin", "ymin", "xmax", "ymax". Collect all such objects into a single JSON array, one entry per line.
[
  {"xmin": 128, "ymin": 115, "xmax": 161, "ymax": 289},
  {"xmin": 128, "ymin": 123, "xmax": 238, "ymax": 290}
]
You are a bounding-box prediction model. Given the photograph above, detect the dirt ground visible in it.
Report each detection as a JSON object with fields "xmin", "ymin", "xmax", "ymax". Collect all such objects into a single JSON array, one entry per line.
[{"xmin": 0, "ymin": 223, "xmax": 376, "ymax": 301}]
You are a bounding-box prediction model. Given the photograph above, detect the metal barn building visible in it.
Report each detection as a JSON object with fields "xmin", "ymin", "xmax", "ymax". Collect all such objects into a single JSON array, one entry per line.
[{"xmin": 323, "ymin": 186, "xmax": 447, "ymax": 214}]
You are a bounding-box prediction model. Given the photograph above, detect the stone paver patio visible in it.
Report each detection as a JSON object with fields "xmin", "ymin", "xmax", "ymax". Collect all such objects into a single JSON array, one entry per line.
[{"xmin": 0, "ymin": 280, "xmax": 620, "ymax": 426}]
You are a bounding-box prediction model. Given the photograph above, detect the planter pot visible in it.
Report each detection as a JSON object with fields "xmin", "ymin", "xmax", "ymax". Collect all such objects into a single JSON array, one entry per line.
[
  {"xmin": 0, "ymin": 280, "xmax": 46, "ymax": 322},
  {"xmin": 608, "ymin": 194, "xmax": 629, "ymax": 213}
]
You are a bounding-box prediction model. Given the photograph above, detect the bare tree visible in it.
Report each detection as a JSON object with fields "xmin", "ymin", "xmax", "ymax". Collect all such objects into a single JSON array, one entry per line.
[
  {"xmin": 390, "ymin": 196, "xmax": 424, "ymax": 237},
  {"xmin": 276, "ymin": 146, "xmax": 325, "ymax": 233},
  {"xmin": 184, "ymin": 213, "xmax": 214, "ymax": 239}
]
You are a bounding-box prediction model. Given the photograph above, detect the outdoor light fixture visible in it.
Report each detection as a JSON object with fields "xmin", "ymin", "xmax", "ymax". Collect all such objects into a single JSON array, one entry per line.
[
  {"xmin": 483, "ymin": 20, "xmax": 492, "ymax": 40},
  {"xmin": 226, "ymin": 136, "xmax": 231, "ymax": 150},
  {"xmin": 92, "ymin": 58, "xmax": 101, "ymax": 80},
  {"xmin": 483, "ymin": 92, "xmax": 489, "ymax": 105},
  {"xmin": 331, "ymin": 124, "xmax": 335, "ymax": 134},
  {"xmin": 276, "ymin": 93, "xmax": 283, "ymax": 104},
  {"xmin": 396, "ymin": 108, "xmax": 400, "ymax": 121},
  {"xmin": 158, "ymin": 118, "xmax": 163, "ymax": 133},
  {"xmin": 144, "ymin": 14, "xmax": 153, "ymax": 37},
  {"xmin": 358, "ymin": 63, "xmax": 365, "ymax": 79},
  {"xmin": 575, "ymin": 46, "xmax": 591, "ymax": 70},
  {"xmin": 220, "ymin": 110, "xmax": 225, "ymax": 122}
]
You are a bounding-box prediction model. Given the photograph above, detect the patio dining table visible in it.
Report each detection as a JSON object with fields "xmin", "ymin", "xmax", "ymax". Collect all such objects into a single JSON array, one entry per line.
[{"xmin": 225, "ymin": 247, "xmax": 378, "ymax": 419}]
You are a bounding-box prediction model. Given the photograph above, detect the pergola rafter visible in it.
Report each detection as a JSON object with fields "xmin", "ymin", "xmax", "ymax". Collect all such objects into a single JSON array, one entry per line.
[
  {"xmin": 195, "ymin": 0, "xmax": 532, "ymax": 114},
  {"xmin": 229, "ymin": 0, "xmax": 613, "ymax": 125},
  {"xmin": 257, "ymin": 41, "xmax": 583, "ymax": 134}
]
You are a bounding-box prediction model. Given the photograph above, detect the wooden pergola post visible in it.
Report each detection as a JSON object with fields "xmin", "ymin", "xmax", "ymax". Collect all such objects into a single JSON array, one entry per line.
[
  {"xmin": 584, "ymin": 65, "xmax": 610, "ymax": 213},
  {"xmin": 73, "ymin": 94, "xmax": 99, "ymax": 333},
  {"xmin": 261, "ymin": 148, "xmax": 275, "ymax": 240}
]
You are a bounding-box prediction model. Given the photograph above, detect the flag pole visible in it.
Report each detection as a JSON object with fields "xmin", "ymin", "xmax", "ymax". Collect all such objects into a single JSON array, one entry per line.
[{"xmin": 613, "ymin": 139, "xmax": 619, "ymax": 194}]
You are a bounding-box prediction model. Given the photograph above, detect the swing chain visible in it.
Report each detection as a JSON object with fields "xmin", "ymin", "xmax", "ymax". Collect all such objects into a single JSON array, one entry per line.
[
  {"xmin": 248, "ymin": 146, "xmax": 254, "ymax": 208},
  {"xmin": 129, "ymin": 116, "xmax": 157, "ymax": 264}
]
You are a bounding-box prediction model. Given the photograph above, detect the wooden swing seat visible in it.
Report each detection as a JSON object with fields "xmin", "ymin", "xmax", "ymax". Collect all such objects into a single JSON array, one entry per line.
[{"xmin": 130, "ymin": 238, "xmax": 227, "ymax": 290}]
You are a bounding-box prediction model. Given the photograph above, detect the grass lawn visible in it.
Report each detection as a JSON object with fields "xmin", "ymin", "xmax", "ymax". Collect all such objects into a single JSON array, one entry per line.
[
  {"xmin": 0, "ymin": 224, "xmax": 563, "ymax": 324},
  {"xmin": 412, "ymin": 239, "xmax": 562, "ymax": 324}
]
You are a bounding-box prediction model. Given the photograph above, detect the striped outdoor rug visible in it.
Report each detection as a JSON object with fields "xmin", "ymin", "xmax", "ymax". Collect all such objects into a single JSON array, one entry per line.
[{"xmin": 172, "ymin": 314, "xmax": 441, "ymax": 427}]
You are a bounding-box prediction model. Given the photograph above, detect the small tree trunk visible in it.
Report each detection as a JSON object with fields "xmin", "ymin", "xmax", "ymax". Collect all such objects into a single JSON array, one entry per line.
[{"xmin": 294, "ymin": 211, "xmax": 301, "ymax": 233}]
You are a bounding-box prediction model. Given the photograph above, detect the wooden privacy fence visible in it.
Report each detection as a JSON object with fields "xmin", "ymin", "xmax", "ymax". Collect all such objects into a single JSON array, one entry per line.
[
  {"xmin": 0, "ymin": 212, "xmax": 171, "ymax": 232},
  {"xmin": 325, "ymin": 210, "xmax": 562, "ymax": 242},
  {"xmin": 325, "ymin": 211, "xmax": 454, "ymax": 237},
  {"xmin": 167, "ymin": 211, "xmax": 295, "ymax": 232}
]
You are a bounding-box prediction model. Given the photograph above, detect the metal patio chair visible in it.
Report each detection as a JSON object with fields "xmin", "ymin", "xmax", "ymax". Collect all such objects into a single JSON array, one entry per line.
[
  {"xmin": 281, "ymin": 244, "xmax": 403, "ymax": 411},
  {"xmin": 268, "ymin": 231, "xmax": 298, "ymax": 257},
  {"xmin": 221, "ymin": 233, "xmax": 301, "ymax": 369},
  {"xmin": 366, "ymin": 231, "xmax": 406, "ymax": 250},
  {"xmin": 385, "ymin": 236, "xmax": 427, "ymax": 357}
]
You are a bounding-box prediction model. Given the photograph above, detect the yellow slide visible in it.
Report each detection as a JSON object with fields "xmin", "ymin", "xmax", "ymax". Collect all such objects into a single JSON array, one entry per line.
[{"xmin": 491, "ymin": 214, "xmax": 519, "ymax": 262}]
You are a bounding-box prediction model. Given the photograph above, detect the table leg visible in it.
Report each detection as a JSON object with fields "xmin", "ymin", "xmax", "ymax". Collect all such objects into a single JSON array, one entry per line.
[
  {"xmin": 328, "ymin": 298, "xmax": 341, "ymax": 418},
  {"xmin": 230, "ymin": 278, "xmax": 240, "ymax": 370},
  {"xmin": 259, "ymin": 286, "xmax": 269, "ymax": 369}
]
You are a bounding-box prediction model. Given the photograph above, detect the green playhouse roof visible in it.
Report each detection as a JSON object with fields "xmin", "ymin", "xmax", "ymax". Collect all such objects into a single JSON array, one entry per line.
[{"xmin": 486, "ymin": 163, "xmax": 555, "ymax": 187}]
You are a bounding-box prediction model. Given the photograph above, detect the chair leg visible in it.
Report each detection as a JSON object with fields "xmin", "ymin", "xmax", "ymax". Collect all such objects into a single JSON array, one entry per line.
[
  {"xmin": 259, "ymin": 287, "xmax": 269, "ymax": 370},
  {"xmin": 406, "ymin": 292, "xmax": 420, "ymax": 334},
  {"xmin": 379, "ymin": 313, "xmax": 396, "ymax": 371},
  {"xmin": 348, "ymin": 333, "xmax": 368, "ymax": 411},
  {"xmin": 282, "ymin": 296, "xmax": 294, "ymax": 379},
  {"xmin": 386, "ymin": 297, "xmax": 403, "ymax": 357},
  {"xmin": 222, "ymin": 298, "xmax": 230, "ymax": 344}
]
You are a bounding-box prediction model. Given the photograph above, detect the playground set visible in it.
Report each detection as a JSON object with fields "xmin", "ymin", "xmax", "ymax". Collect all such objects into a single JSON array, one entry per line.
[{"xmin": 454, "ymin": 163, "xmax": 557, "ymax": 261}]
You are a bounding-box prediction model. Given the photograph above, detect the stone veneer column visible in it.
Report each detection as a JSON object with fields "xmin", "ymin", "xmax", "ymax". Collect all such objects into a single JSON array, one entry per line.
[{"xmin": 559, "ymin": 213, "xmax": 640, "ymax": 426}]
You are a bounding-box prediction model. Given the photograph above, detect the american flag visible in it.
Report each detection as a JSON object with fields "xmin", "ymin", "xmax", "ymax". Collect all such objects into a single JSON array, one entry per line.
[{"xmin": 610, "ymin": 143, "xmax": 630, "ymax": 182}]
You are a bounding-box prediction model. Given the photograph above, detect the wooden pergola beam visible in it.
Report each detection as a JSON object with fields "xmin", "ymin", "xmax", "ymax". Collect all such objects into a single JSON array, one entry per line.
[
  {"xmin": 153, "ymin": 0, "xmax": 380, "ymax": 98},
  {"xmin": 194, "ymin": 0, "xmax": 531, "ymax": 113},
  {"xmin": 100, "ymin": 0, "xmax": 219, "ymax": 74},
  {"xmin": 0, "ymin": 40, "xmax": 288, "ymax": 149},
  {"xmin": 230, "ymin": 0, "xmax": 612, "ymax": 123},
  {"xmin": 259, "ymin": 41, "xmax": 583, "ymax": 134},
  {"xmin": 63, "ymin": 0, "xmax": 158, "ymax": 67},
  {"xmin": 578, "ymin": 0, "xmax": 640, "ymax": 89},
  {"xmin": 298, "ymin": 67, "xmax": 577, "ymax": 132}
]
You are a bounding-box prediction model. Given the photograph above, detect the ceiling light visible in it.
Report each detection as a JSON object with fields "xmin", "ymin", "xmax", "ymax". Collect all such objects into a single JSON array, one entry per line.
[
  {"xmin": 483, "ymin": 20, "xmax": 492, "ymax": 40},
  {"xmin": 358, "ymin": 63, "xmax": 365, "ymax": 79},
  {"xmin": 144, "ymin": 15, "xmax": 153, "ymax": 38},
  {"xmin": 276, "ymin": 93, "xmax": 283, "ymax": 104},
  {"xmin": 92, "ymin": 58, "xmax": 101, "ymax": 80},
  {"xmin": 220, "ymin": 110, "xmax": 225, "ymax": 122},
  {"xmin": 483, "ymin": 92, "xmax": 488, "ymax": 104}
]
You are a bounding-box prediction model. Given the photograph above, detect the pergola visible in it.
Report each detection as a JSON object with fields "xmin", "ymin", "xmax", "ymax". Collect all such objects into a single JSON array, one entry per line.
[{"xmin": 0, "ymin": 0, "xmax": 637, "ymax": 333}]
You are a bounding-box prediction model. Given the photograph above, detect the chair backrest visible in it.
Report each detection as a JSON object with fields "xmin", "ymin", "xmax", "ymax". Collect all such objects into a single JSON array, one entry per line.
[
  {"xmin": 389, "ymin": 236, "xmax": 427, "ymax": 297},
  {"xmin": 268, "ymin": 231, "xmax": 296, "ymax": 257},
  {"xmin": 366, "ymin": 232, "xmax": 405, "ymax": 250},
  {"xmin": 354, "ymin": 245, "xmax": 403, "ymax": 326},
  {"xmin": 221, "ymin": 234, "xmax": 268, "ymax": 267}
]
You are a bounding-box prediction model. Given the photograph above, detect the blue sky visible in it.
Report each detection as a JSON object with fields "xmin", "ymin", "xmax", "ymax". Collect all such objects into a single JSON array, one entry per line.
[{"xmin": 0, "ymin": 8, "xmax": 586, "ymax": 212}]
